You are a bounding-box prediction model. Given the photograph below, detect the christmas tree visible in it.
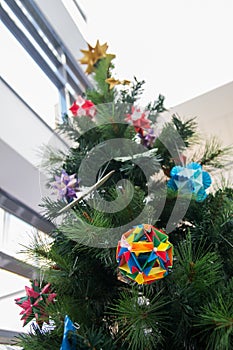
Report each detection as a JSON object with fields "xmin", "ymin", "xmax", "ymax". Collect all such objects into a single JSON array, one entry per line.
[{"xmin": 15, "ymin": 40, "xmax": 233, "ymax": 350}]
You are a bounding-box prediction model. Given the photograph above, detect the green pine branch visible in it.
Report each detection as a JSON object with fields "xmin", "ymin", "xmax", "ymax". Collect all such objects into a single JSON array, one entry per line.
[
  {"xmin": 36, "ymin": 144, "xmax": 67, "ymax": 176},
  {"xmin": 172, "ymin": 114, "xmax": 198, "ymax": 146},
  {"xmin": 195, "ymin": 279, "xmax": 233, "ymax": 350},
  {"xmin": 86, "ymin": 57, "xmax": 115, "ymax": 104},
  {"xmin": 167, "ymin": 233, "xmax": 224, "ymax": 348},
  {"xmin": 147, "ymin": 94, "xmax": 167, "ymax": 114},
  {"xmin": 15, "ymin": 324, "xmax": 61, "ymax": 350},
  {"xmin": 194, "ymin": 136, "xmax": 232, "ymax": 168},
  {"xmin": 173, "ymin": 233, "xmax": 223, "ymax": 301},
  {"xmin": 109, "ymin": 288, "xmax": 169, "ymax": 350},
  {"xmin": 119, "ymin": 76, "xmax": 145, "ymax": 104},
  {"xmin": 57, "ymin": 113, "xmax": 81, "ymax": 141},
  {"xmin": 39, "ymin": 197, "xmax": 67, "ymax": 221}
]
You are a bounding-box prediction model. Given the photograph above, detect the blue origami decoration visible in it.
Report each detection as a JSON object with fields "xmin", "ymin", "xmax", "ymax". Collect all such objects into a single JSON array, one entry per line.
[
  {"xmin": 60, "ymin": 315, "xmax": 77, "ymax": 350},
  {"xmin": 167, "ymin": 162, "xmax": 212, "ymax": 202}
]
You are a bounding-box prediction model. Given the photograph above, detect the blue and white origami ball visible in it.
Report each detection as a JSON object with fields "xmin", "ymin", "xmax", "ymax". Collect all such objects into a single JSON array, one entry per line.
[{"xmin": 167, "ymin": 162, "xmax": 212, "ymax": 202}]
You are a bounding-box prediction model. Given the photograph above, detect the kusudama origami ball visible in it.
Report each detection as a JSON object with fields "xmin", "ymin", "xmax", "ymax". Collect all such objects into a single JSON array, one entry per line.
[
  {"xmin": 167, "ymin": 162, "xmax": 212, "ymax": 202},
  {"xmin": 15, "ymin": 279, "xmax": 56, "ymax": 327},
  {"xmin": 116, "ymin": 224, "xmax": 173, "ymax": 285}
]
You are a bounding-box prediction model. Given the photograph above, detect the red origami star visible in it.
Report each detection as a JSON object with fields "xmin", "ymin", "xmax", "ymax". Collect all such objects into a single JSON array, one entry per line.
[
  {"xmin": 69, "ymin": 96, "xmax": 96, "ymax": 118},
  {"xmin": 15, "ymin": 279, "xmax": 56, "ymax": 327}
]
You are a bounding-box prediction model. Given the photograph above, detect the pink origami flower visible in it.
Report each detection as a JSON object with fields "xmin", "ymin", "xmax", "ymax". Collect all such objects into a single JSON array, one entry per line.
[{"xmin": 125, "ymin": 107, "xmax": 151, "ymax": 133}]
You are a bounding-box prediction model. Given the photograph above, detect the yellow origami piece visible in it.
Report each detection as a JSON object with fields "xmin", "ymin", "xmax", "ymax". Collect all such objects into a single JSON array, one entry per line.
[
  {"xmin": 79, "ymin": 40, "xmax": 115, "ymax": 74},
  {"xmin": 106, "ymin": 77, "xmax": 131, "ymax": 89}
]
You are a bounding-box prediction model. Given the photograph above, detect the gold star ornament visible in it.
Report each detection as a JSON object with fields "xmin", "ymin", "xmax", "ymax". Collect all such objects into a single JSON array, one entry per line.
[
  {"xmin": 79, "ymin": 40, "xmax": 116, "ymax": 74},
  {"xmin": 106, "ymin": 77, "xmax": 131, "ymax": 90}
]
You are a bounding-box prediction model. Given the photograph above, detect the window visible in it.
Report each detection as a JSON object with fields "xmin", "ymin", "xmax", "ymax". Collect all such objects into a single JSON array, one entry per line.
[
  {"xmin": 1, "ymin": 24, "xmax": 59, "ymax": 129},
  {"xmin": 0, "ymin": 268, "xmax": 31, "ymax": 333}
]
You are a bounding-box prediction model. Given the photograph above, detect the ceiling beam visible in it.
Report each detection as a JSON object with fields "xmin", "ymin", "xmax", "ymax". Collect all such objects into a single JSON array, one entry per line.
[{"xmin": 0, "ymin": 251, "xmax": 38, "ymax": 279}]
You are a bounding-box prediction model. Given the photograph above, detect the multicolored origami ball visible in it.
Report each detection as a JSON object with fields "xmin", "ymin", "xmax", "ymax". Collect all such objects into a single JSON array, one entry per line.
[{"xmin": 116, "ymin": 224, "xmax": 173, "ymax": 285}]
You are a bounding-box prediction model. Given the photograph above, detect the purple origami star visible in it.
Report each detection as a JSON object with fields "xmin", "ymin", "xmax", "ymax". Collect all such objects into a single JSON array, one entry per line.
[{"xmin": 52, "ymin": 169, "xmax": 80, "ymax": 202}]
